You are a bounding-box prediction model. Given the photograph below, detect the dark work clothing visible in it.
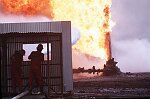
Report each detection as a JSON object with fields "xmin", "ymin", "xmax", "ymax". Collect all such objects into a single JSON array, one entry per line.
[
  {"xmin": 11, "ymin": 52, "xmax": 23, "ymax": 92},
  {"xmin": 28, "ymin": 51, "xmax": 44, "ymax": 88}
]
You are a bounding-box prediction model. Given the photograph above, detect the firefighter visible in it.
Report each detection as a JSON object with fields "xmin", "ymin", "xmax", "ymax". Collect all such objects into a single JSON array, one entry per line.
[
  {"xmin": 11, "ymin": 49, "xmax": 25, "ymax": 94},
  {"xmin": 28, "ymin": 44, "xmax": 44, "ymax": 94}
]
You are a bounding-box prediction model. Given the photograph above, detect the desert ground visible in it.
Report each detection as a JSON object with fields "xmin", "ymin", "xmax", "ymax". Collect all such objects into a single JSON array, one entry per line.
[{"xmin": 73, "ymin": 72, "xmax": 150, "ymax": 98}]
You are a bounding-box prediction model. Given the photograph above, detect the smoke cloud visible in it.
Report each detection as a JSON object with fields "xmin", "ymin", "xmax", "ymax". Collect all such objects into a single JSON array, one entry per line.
[
  {"xmin": 0, "ymin": 10, "xmax": 50, "ymax": 23},
  {"xmin": 71, "ymin": 27, "xmax": 80, "ymax": 45},
  {"xmin": 111, "ymin": 0, "xmax": 150, "ymax": 72},
  {"xmin": 72, "ymin": 49, "xmax": 105, "ymax": 69}
]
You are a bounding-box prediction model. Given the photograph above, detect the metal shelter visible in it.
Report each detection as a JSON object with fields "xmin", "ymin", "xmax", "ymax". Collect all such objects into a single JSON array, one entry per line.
[{"xmin": 0, "ymin": 21, "xmax": 73, "ymax": 98}]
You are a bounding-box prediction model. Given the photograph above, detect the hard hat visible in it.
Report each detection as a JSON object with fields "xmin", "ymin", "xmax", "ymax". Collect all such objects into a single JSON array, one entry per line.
[{"xmin": 37, "ymin": 44, "xmax": 43, "ymax": 50}]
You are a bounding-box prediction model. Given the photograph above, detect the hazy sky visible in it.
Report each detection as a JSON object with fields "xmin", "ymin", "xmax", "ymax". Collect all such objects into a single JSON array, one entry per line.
[
  {"xmin": 1, "ymin": 0, "xmax": 150, "ymax": 72},
  {"xmin": 111, "ymin": 0, "xmax": 150, "ymax": 72}
]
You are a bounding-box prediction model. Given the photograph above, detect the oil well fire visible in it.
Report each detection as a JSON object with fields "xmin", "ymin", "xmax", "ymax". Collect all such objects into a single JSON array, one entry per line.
[
  {"xmin": 73, "ymin": 32, "xmax": 121, "ymax": 76},
  {"xmin": 0, "ymin": 0, "xmax": 121, "ymax": 76},
  {"xmin": 0, "ymin": 0, "xmax": 122, "ymax": 98}
]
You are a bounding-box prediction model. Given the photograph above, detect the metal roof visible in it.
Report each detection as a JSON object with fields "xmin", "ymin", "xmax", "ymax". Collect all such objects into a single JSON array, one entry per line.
[{"xmin": 0, "ymin": 21, "xmax": 69, "ymax": 33}]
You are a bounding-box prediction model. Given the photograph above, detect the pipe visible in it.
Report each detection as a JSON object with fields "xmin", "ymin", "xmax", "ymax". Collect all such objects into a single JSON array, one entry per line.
[{"xmin": 11, "ymin": 90, "xmax": 29, "ymax": 99}]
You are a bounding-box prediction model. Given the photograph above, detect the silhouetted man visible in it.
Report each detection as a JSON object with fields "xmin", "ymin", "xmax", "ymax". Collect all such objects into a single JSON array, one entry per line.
[
  {"xmin": 28, "ymin": 44, "xmax": 44, "ymax": 93},
  {"xmin": 11, "ymin": 49, "xmax": 25, "ymax": 94}
]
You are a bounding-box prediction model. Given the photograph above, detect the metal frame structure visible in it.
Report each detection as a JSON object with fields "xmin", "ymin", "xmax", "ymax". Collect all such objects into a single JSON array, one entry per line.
[{"xmin": 0, "ymin": 21, "xmax": 73, "ymax": 98}]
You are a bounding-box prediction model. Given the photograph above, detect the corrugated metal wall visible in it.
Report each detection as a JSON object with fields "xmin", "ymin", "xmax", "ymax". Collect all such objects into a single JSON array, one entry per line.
[
  {"xmin": 0, "ymin": 32, "xmax": 63, "ymax": 97},
  {"xmin": 0, "ymin": 35, "xmax": 8, "ymax": 96},
  {"xmin": 0, "ymin": 22, "xmax": 62, "ymax": 33}
]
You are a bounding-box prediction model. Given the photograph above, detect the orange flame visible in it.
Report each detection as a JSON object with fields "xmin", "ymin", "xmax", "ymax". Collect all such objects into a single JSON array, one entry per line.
[
  {"xmin": 0, "ymin": 0, "xmax": 114, "ymax": 60},
  {"xmin": 0, "ymin": 0, "xmax": 53, "ymax": 17},
  {"xmin": 51, "ymin": 0, "xmax": 114, "ymax": 60}
]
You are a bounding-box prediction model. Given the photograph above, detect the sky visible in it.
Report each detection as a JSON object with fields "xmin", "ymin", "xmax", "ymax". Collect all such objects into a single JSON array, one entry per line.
[
  {"xmin": 111, "ymin": 0, "xmax": 150, "ymax": 72},
  {"xmin": 1, "ymin": 0, "xmax": 150, "ymax": 72}
]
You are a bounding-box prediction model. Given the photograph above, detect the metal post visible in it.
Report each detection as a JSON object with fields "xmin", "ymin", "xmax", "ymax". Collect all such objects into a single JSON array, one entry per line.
[
  {"xmin": 60, "ymin": 34, "xmax": 63, "ymax": 97},
  {"xmin": 47, "ymin": 40, "xmax": 50, "ymax": 97}
]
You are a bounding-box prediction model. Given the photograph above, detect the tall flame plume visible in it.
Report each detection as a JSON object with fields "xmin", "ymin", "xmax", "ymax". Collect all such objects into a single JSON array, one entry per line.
[{"xmin": 0, "ymin": 0, "xmax": 113, "ymax": 60}]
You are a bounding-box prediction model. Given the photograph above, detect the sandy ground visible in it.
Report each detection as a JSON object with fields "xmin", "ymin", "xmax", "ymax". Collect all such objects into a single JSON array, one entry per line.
[{"xmin": 73, "ymin": 72, "xmax": 150, "ymax": 98}]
